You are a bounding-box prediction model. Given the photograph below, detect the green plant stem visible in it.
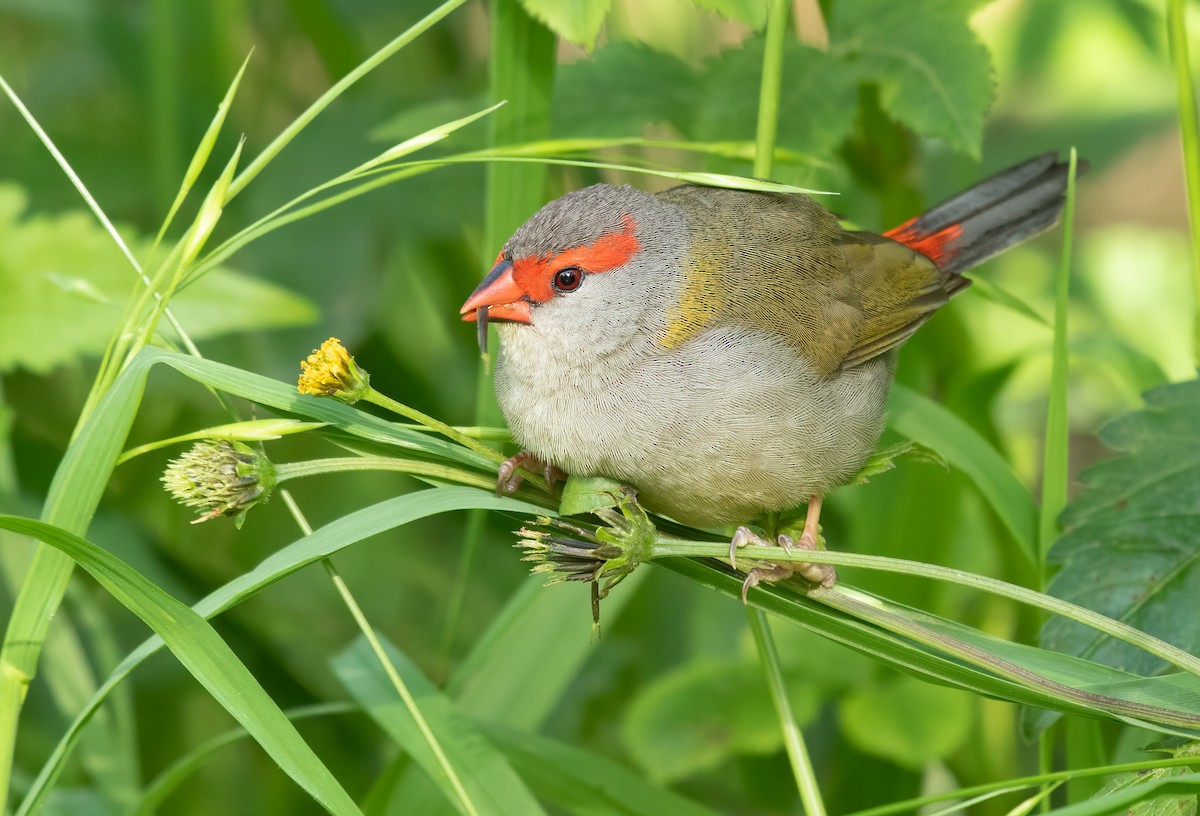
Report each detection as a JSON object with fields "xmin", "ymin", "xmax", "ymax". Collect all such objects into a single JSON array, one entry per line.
[
  {"xmin": 754, "ymin": 0, "xmax": 789, "ymax": 180},
  {"xmin": 747, "ymin": 3, "xmax": 828, "ymax": 813},
  {"xmin": 846, "ymin": 753, "xmax": 1200, "ymax": 816},
  {"xmin": 272, "ymin": 457, "xmax": 498, "ymax": 493},
  {"xmin": 746, "ymin": 609, "xmax": 826, "ymax": 816},
  {"xmin": 656, "ymin": 540, "xmax": 1200, "ymax": 679},
  {"xmin": 1036, "ymin": 147, "xmax": 1076, "ymax": 808},
  {"xmin": 1169, "ymin": 0, "xmax": 1200, "ymax": 363},
  {"xmin": 362, "ymin": 389, "xmax": 504, "ymax": 465},
  {"xmin": 278, "ymin": 491, "xmax": 481, "ymax": 816}
]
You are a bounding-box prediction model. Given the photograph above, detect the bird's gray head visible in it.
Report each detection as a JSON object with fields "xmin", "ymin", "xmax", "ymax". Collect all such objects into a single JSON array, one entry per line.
[{"xmin": 459, "ymin": 184, "xmax": 688, "ymax": 359}]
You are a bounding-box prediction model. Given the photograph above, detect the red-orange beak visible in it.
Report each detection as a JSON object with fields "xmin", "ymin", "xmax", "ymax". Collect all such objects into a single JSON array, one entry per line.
[
  {"xmin": 460, "ymin": 259, "xmax": 533, "ymax": 325},
  {"xmin": 460, "ymin": 259, "xmax": 533, "ymax": 352}
]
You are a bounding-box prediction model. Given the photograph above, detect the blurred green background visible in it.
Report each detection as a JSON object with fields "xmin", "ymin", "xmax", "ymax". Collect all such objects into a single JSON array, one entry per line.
[{"xmin": 0, "ymin": 0, "xmax": 1195, "ymax": 813}]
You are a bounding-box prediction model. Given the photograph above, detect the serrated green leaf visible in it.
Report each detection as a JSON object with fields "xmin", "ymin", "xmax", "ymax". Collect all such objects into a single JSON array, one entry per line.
[
  {"xmin": 692, "ymin": 0, "xmax": 767, "ymax": 29},
  {"xmin": 838, "ymin": 675, "xmax": 973, "ymax": 769},
  {"xmin": 1086, "ymin": 741, "xmax": 1199, "ymax": 816},
  {"xmin": 695, "ymin": 37, "xmax": 858, "ymax": 158},
  {"xmin": 1043, "ymin": 378, "xmax": 1200, "ymax": 676},
  {"xmin": 518, "ymin": 0, "xmax": 611, "ymax": 48},
  {"xmin": 553, "ymin": 42, "xmax": 699, "ymax": 138},
  {"xmin": 620, "ymin": 658, "xmax": 818, "ymax": 783},
  {"xmin": 0, "ymin": 184, "xmax": 315, "ymax": 374},
  {"xmin": 830, "ymin": 0, "xmax": 994, "ymax": 157}
]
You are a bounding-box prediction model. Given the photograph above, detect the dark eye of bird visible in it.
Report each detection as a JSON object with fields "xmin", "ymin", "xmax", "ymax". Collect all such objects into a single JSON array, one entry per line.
[{"xmin": 552, "ymin": 266, "xmax": 584, "ymax": 293}]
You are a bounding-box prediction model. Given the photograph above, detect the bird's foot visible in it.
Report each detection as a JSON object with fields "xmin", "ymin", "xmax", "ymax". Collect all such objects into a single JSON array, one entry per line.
[
  {"xmin": 496, "ymin": 451, "xmax": 566, "ymax": 495},
  {"xmin": 729, "ymin": 525, "xmax": 837, "ymax": 603}
]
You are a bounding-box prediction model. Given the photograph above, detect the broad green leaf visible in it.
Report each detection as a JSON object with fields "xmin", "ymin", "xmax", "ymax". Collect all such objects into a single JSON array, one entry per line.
[
  {"xmin": 552, "ymin": 42, "xmax": 699, "ymax": 138},
  {"xmin": 1043, "ymin": 378, "xmax": 1200, "ymax": 676},
  {"xmin": 663, "ymin": 558, "xmax": 1200, "ymax": 736},
  {"xmin": 620, "ymin": 658, "xmax": 819, "ymax": 782},
  {"xmin": 829, "ymin": 0, "xmax": 994, "ymax": 157},
  {"xmin": 518, "ymin": 0, "xmax": 611, "ymax": 48},
  {"xmin": 0, "ymin": 184, "xmax": 315, "ymax": 374},
  {"xmin": 18, "ymin": 488, "xmax": 548, "ymax": 816},
  {"xmin": 480, "ymin": 723, "xmax": 718, "ymax": 816},
  {"xmin": 691, "ymin": 0, "xmax": 767, "ymax": 29},
  {"xmin": 838, "ymin": 675, "xmax": 973, "ymax": 769},
  {"xmin": 695, "ymin": 37, "xmax": 858, "ymax": 159},
  {"xmin": 0, "ymin": 516, "xmax": 361, "ymax": 816},
  {"xmin": 332, "ymin": 636, "xmax": 546, "ymax": 816}
]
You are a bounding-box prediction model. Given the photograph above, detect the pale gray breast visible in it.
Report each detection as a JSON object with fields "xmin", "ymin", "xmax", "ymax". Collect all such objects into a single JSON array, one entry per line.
[{"xmin": 496, "ymin": 322, "xmax": 893, "ymax": 527}]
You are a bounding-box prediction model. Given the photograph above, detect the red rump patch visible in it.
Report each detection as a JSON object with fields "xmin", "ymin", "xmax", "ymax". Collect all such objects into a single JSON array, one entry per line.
[
  {"xmin": 885, "ymin": 218, "xmax": 964, "ymax": 267},
  {"xmin": 512, "ymin": 214, "xmax": 640, "ymax": 302}
]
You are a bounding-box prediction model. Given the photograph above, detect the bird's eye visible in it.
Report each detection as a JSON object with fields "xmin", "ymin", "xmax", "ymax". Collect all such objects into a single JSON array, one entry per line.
[{"xmin": 552, "ymin": 266, "xmax": 585, "ymax": 293}]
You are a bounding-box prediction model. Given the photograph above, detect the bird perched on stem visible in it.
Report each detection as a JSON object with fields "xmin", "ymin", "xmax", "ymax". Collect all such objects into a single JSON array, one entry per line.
[{"xmin": 461, "ymin": 154, "xmax": 1078, "ymax": 596}]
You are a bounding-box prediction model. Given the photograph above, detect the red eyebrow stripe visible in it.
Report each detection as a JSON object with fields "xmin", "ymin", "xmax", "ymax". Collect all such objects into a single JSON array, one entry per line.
[{"xmin": 512, "ymin": 214, "xmax": 640, "ymax": 303}]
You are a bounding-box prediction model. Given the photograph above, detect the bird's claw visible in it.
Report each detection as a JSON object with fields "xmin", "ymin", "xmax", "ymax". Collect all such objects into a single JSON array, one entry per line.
[
  {"xmin": 496, "ymin": 451, "xmax": 565, "ymax": 495},
  {"xmin": 729, "ymin": 525, "xmax": 836, "ymax": 602}
]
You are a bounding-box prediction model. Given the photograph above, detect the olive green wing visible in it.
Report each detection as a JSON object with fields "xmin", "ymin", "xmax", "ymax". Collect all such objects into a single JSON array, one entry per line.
[
  {"xmin": 657, "ymin": 186, "xmax": 867, "ymax": 377},
  {"xmin": 835, "ymin": 230, "xmax": 968, "ymax": 370}
]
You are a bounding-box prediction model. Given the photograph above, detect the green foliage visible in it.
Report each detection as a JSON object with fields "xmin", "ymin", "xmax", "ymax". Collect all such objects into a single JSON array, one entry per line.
[
  {"xmin": 1089, "ymin": 742, "xmax": 1198, "ymax": 816},
  {"xmin": 620, "ymin": 658, "xmax": 819, "ymax": 782},
  {"xmin": 1, "ymin": 0, "xmax": 1197, "ymax": 814},
  {"xmin": 0, "ymin": 184, "xmax": 315, "ymax": 374},
  {"xmin": 829, "ymin": 0, "xmax": 994, "ymax": 158},
  {"xmin": 1043, "ymin": 377, "xmax": 1200, "ymax": 671},
  {"xmin": 838, "ymin": 674, "xmax": 973, "ymax": 769},
  {"xmin": 519, "ymin": 0, "xmax": 612, "ymax": 49},
  {"xmin": 333, "ymin": 635, "xmax": 545, "ymax": 816}
]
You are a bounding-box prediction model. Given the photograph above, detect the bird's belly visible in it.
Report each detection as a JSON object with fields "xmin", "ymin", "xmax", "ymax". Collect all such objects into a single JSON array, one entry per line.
[{"xmin": 495, "ymin": 327, "xmax": 893, "ymax": 527}]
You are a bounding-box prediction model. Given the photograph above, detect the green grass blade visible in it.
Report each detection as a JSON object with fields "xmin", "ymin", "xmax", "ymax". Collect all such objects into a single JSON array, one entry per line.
[
  {"xmin": 132, "ymin": 704, "xmax": 355, "ymax": 816},
  {"xmin": 888, "ymin": 384, "xmax": 1038, "ymax": 565},
  {"xmin": 446, "ymin": 572, "xmax": 646, "ymax": 727},
  {"xmin": 16, "ymin": 488, "xmax": 544, "ymax": 816},
  {"xmin": 1038, "ymin": 148, "xmax": 1077, "ymax": 573},
  {"xmin": 480, "ymin": 723, "xmax": 719, "ymax": 816},
  {"xmin": 333, "ymin": 636, "xmax": 546, "ymax": 816},
  {"xmin": 1169, "ymin": 0, "xmax": 1200, "ymax": 363},
  {"xmin": 154, "ymin": 52, "xmax": 252, "ymax": 248},
  {"xmin": 226, "ymin": 0, "xmax": 471, "ymax": 200},
  {"xmin": 0, "ymin": 516, "xmax": 362, "ymax": 816}
]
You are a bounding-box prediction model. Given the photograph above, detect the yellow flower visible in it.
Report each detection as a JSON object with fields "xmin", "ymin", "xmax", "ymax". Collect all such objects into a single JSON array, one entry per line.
[{"xmin": 298, "ymin": 337, "xmax": 370, "ymax": 404}]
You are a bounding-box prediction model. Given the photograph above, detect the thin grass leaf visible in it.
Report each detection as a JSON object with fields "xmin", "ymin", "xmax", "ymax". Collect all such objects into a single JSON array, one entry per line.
[
  {"xmin": 661, "ymin": 558, "xmax": 1200, "ymax": 734},
  {"xmin": 480, "ymin": 722, "xmax": 718, "ymax": 816},
  {"xmin": 132, "ymin": 703, "xmax": 355, "ymax": 816},
  {"xmin": 1039, "ymin": 148, "xmax": 1078, "ymax": 571},
  {"xmin": 154, "ymin": 52, "xmax": 252, "ymax": 248},
  {"xmin": 888, "ymin": 384, "xmax": 1038, "ymax": 565},
  {"xmin": 1168, "ymin": 0, "xmax": 1200, "ymax": 363},
  {"xmin": 0, "ymin": 516, "xmax": 362, "ymax": 816},
  {"xmin": 226, "ymin": 0, "xmax": 472, "ymax": 200},
  {"xmin": 18, "ymin": 488, "xmax": 546, "ymax": 816},
  {"xmin": 333, "ymin": 636, "xmax": 545, "ymax": 816},
  {"xmin": 967, "ymin": 275, "xmax": 1051, "ymax": 328}
]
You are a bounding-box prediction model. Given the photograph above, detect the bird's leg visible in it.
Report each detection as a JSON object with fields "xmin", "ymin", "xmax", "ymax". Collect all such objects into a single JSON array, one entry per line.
[
  {"xmin": 728, "ymin": 495, "xmax": 836, "ymax": 602},
  {"xmin": 496, "ymin": 450, "xmax": 566, "ymax": 495}
]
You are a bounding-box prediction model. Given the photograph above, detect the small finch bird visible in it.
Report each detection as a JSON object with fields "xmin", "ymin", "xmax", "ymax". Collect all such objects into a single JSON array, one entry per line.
[{"xmin": 461, "ymin": 154, "xmax": 1077, "ymax": 593}]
